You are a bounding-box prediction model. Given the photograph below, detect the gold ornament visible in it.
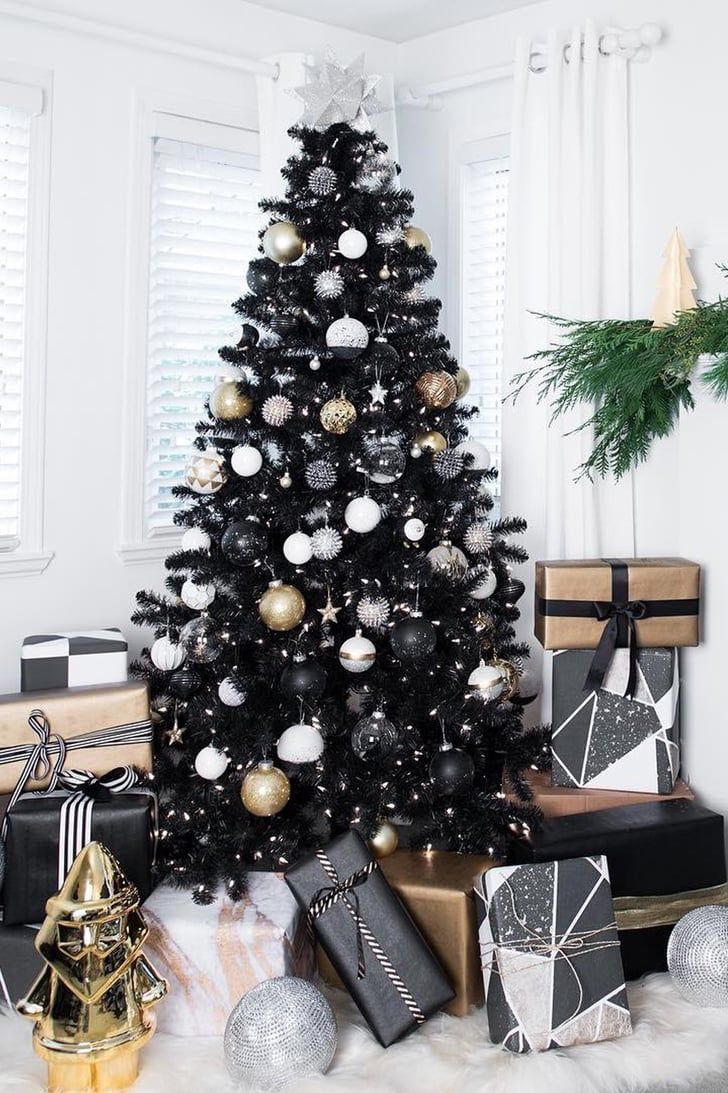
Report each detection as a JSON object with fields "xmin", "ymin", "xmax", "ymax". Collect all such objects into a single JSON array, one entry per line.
[
  {"xmin": 185, "ymin": 450, "xmax": 227, "ymax": 494},
  {"xmin": 414, "ymin": 429, "xmax": 447, "ymax": 455},
  {"xmin": 210, "ymin": 379, "xmax": 253, "ymax": 421},
  {"xmin": 258, "ymin": 580, "xmax": 306, "ymax": 631},
  {"xmin": 241, "ymin": 760, "xmax": 290, "ymax": 816},
  {"xmin": 320, "ymin": 394, "xmax": 357, "ymax": 435},
  {"xmin": 415, "ymin": 370, "xmax": 457, "ymax": 409},
  {"xmin": 455, "ymin": 367, "xmax": 471, "ymax": 398},
  {"xmin": 403, "ymin": 224, "xmax": 432, "ymax": 254},
  {"xmin": 17, "ymin": 841, "xmax": 167, "ymax": 1092},
  {"xmin": 263, "ymin": 221, "xmax": 305, "ymax": 265},
  {"xmin": 367, "ymin": 819, "xmax": 399, "ymax": 859}
]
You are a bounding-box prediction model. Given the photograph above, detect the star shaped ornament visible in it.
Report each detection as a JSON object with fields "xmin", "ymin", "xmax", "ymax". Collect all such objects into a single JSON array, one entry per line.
[
  {"xmin": 292, "ymin": 50, "xmax": 387, "ymax": 132},
  {"xmin": 368, "ymin": 380, "xmax": 388, "ymax": 408},
  {"xmin": 318, "ymin": 594, "xmax": 342, "ymax": 624}
]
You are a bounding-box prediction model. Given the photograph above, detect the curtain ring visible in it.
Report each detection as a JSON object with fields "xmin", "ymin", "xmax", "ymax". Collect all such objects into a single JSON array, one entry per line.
[{"xmin": 529, "ymin": 50, "xmax": 547, "ymax": 73}]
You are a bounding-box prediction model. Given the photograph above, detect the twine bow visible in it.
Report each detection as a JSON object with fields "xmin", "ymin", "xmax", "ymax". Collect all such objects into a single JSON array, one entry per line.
[
  {"xmin": 306, "ymin": 857, "xmax": 376, "ymax": 980},
  {"xmin": 585, "ymin": 599, "xmax": 647, "ymax": 698}
]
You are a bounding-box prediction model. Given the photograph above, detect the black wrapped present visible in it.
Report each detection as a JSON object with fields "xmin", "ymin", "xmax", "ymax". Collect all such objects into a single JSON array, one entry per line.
[
  {"xmin": 285, "ymin": 830, "xmax": 454, "ymax": 1046},
  {"xmin": 508, "ymin": 799, "xmax": 728, "ymax": 980},
  {"xmin": 551, "ymin": 648, "xmax": 680, "ymax": 794},
  {"xmin": 0, "ymin": 923, "xmax": 42, "ymax": 1009},
  {"xmin": 476, "ymin": 856, "xmax": 632, "ymax": 1053},
  {"xmin": 3, "ymin": 767, "xmax": 155, "ymax": 926}
]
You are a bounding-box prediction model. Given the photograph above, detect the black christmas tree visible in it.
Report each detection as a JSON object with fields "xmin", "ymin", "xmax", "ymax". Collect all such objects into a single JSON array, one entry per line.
[{"xmin": 132, "ymin": 53, "xmax": 548, "ymax": 900}]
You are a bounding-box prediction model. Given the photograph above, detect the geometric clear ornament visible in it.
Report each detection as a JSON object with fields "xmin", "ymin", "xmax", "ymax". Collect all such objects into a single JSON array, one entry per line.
[
  {"xmin": 179, "ymin": 615, "xmax": 223, "ymax": 663},
  {"xmin": 351, "ymin": 710, "xmax": 398, "ymax": 760}
]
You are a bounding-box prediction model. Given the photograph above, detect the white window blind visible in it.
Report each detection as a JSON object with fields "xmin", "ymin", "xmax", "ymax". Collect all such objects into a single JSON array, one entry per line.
[
  {"xmin": 460, "ymin": 150, "xmax": 510, "ymax": 495},
  {"xmin": 144, "ymin": 133, "xmax": 261, "ymax": 532},
  {"xmin": 0, "ymin": 105, "xmax": 31, "ymax": 544}
]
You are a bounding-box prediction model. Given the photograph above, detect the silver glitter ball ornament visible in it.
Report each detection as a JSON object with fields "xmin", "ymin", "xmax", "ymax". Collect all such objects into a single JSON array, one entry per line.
[
  {"xmin": 464, "ymin": 520, "xmax": 494, "ymax": 555},
  {"xmin": 305, "ymin": 459, "xmax": 337, "ymax": 490},
  {"xmin": 326, "ymin": 316, "xmax": 369, "ymax": 360},
  {"xmin": 311, "ymin": 526, "xmax": 343, "ymax": 560},
  {"xmin": 224, "ymin": 977, "xmax": 337, "ymax": 1091},
  {"xmin": 308, "ymin": 165, "xmax": 337, "ymax": 196},
  {"xmin": 314, "ymin": 269, "xmax": 345, "ymax": 300},
  {"xmin": 262, "ymin": 394, "xmax": 294, "ymax": 427},
  {"xmin": 433, "ymin": 449, "xmax": 465, "ymax": 480},
  {"xmin": 356, "ymin": 595, "xmax": 391, "ymax": 630},
  {"xmin": 667, "ymin": 906, "xmax": 728, "ymax": 1006}
]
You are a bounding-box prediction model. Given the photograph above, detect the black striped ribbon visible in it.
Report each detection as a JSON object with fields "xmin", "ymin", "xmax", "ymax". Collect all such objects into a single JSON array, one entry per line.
[{"xmin": 55, "ymin": 766, "xmax": 141, "ymax": 888}]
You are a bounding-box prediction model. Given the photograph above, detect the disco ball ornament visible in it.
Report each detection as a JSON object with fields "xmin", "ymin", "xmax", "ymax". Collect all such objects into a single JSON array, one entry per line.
[
  {"xmin": 150, "ymin": 636, "xmax": 185, "ymax": 672},
  {"xmin": 258, "ymin": 580, "xmax": 306, "ymax": 631},
  {"xmin": 185, "ymin": 450, "xmax": 227, "ymax": 495},
  {"xmin": 194, "ymin": 745, "xmax": 229, "ymax": 781},
  {"xmin": 179, "ymin": 615, "xmax": 223, "ymax": 663},
  {"xmin": 339, "ymin": 632, "xmax": 376, "ymax": 673},
  {"xmin": 667, "ymin": 907, "xmax": 728, "ymax": 1007},
  {"xmin": 390, "ymin": 614, "xmax": 436, "ymax": 662},
  {"xmin": 169, "ymin": 667, "xmax": 202, "ymax": 699},
  {"xmin": 283, "ymin": 530, "xmax": 313, "ymax": 566},
  {"xmin": 351, "ymin": 711, "xmax": 398, "ymax": 760},
  {"xmin": 344, "ymin": 495, "xmax": 381, "ymax": 533},
  {"xmin": 326, "ymin": 316, "xmax": 369, "ymax": 360},
  {"xmin": 277, "ymin": 722, "xmax": 325, "ymax": 763},
  {"xmin": 218, "ymin": 673, "xmax": 247, "ymax": 707},
  {"xmin": 263, "ymin": 221, "xmax": 305, "ymax": 265},
  {"xmin": 455, "ymin": 367, "xmax": 471, "ymax": 398},
  {"xmin": 338, "ymin": 227, "xmax": 368, "ymax": 259},
  {"xmin": 223, "ymin": 977, "xmax": 336, "ymax": 1090},
  {"xmin": 433, "ymin": 449, "xmax": 465, "ymax": 481},
  {"xmin": 236, "ymin": 324, "xmax": 260, "ymax": 350},
  {"xmin": 413, "ymin": 430, "xmax": 446, "ymax": 456},
  {"xmin": 469, "ymin": 566, "xmax": 498, "ymax": 600},
  {"xmin": 403, "ymin": 224, "xmax": 432, "ymax": 253},
  {"xmin": 367, "ymin": 819, "xmax": 399, "ymax": 859},
  {"xmin": 356, "ymin": 595, "xmax": 390, "ymax": 630},
  {"xmin": 305, "ymin": 459, "xmax": 337, "ymax": 491},
  {"xmin": 366, "ymin": 438, "xmax": 406, "ymax": 484},
  {"xmin": 464, "ymin": 520, "xmax": 493, "ymax": 555},
  {"xmin": 262, "ymin": 394, "xmax": 294, "ymax": 427},
  {"xmin": 457, "ymin": 438, "xmax": 491, "ymax": 470},
  {"xmin": 246, "ymin": 257, "xmax": 279, "ymax": 294},
  {"xmin": 308, "ymin": 165, "xmax": 337, "ymax": 196},
  {"xmin": 403, "ymin": 517, "xmax": 426, "ymax": 542},
  {"xmin": 468, "ymin": 659, "xmax": 507, "ymax": 700},
  {"xmin": 427, "ymin": 541, "xmax": 468, "ymax": 583},
  {"xmin": 430, "ymin": 744, "xmax": 475, "ymax": 796},
  {"xmin": 311, "ymin": 526, "xmax": 343, "ymax": 560},
  {"xmin": 221, "ymin": 518, "xmax": 268, "ymax": 566},
  {"xmin": 280, "ymin": 657, "xmax": 327, "ymax": 701},
  {"xmin": 415, "ymin": 371, "xmax": 457, "ymax": 409},
  {"xmin": 320, "ymin": 394, "xmax": 357, "ymax": 434},
  {"xmin": 210, "ymin": 379, "xmax": 253, "ymax": 421},
  {"xmin": 240, "ymin": 761, "xmax": 291, "ymax": 817},
  {"xmin": 181, "ymin": 578, "xmax": 216, "ymax": 611},
  {"xmin": 314, "ymin": 269, "xmax": 344, "ymax": 300},
  {"xmin": 181, "ymin": 526, "xmax": 211, "ymax": 552}
]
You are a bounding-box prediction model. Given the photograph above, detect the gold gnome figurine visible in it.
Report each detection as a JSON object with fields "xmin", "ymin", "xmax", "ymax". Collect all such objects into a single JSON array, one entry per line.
[{"xmin": 17, "ymin": 841, "xmax": 167, "ymax": 1092}]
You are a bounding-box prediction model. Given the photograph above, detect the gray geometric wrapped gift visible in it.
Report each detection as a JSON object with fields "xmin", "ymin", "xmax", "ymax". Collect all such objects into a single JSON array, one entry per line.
[
  {"xmin": 551, "ymin": 647, "xmax": 680, "ymax": 794},
  {"xmin": 476, "ymin": 856, "xmax": 632, "ymax": 1054}
]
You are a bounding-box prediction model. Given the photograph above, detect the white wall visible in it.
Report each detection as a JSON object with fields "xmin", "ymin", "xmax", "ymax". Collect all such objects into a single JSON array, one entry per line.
[
  {"xmin": 0, "ymin": 0, "xmax": 395, "ymax": 693},
  {"xmin": 396, "ymin": 0, "xmax": 728, "ymax": 818}
]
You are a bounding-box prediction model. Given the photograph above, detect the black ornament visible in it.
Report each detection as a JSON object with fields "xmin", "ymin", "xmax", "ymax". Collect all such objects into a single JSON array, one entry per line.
[
  {"xmin": 390, "ymin": 614, "xmax": 437, "ymax": 662},
  {"xmin": 280, "ymin": 658, "xmax": 327, "ymax": 701},
  {"xmin": 429, "ymin": 744, "xmax": 475, "ymax": 796},
  {"xmin": 368, "ymin": 339, "xmax": 400, "ymax": 370},
  {"xmin": 236, "ymin": 324, "xmax": 260, "ymax": 350},
  {"xmin": 493, "ymin": 577, "xmax": 526, "ymax": 605},
  {"xmin": 168, "ymin": 667, "xmax": 202, "ymax": 699},
  {"xmin": 221, "ymin": 518, "xmax": 268, "ymax": 566},
  {"xmin": 246, "ymin": 258, "xmax": 279, "ymax": 294},
  {"xmin": 268, "ymin": 311, "xmax": 298, "ymax": 336}
]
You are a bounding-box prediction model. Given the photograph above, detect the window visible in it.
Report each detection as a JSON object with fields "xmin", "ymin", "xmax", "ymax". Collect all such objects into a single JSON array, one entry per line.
[
  {"xmin": 143, "ymin": 123, "xmax": 261, "ymax": 533},
  {"xmin": 458, "ymin": 138, "xmax": 509, "ymax": 495}
]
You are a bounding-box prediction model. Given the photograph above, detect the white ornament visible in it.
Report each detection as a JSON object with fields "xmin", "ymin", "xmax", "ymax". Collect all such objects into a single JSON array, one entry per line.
[
  {"xmin": 283, "ymin": 531, "xmax": 314, "ymax": 565},
  {"xmin": 325, "ymin": 316, "xmax": 369, "ymax": 360},
  {"xmin": 464, "ymin": 520, "xmax": 493, "ymax": 555},
  {"xmin": 151, "ymin": 636, "xmax": 185, "ymax": 671},
  {"xmin": 345, "ymin": 495, "xmax": 381, "ymax": 533},
  {"xmin": 181, "ymin": 579, "xmax": 216, "ymax": 611},
  {"xmin": 457, "ymin": 438, "xmax": 491, "ymax": 470},
  {"xmin": 410, "ymin": 444, "xmax": 423, "ymax": 459},
  {"xmin": 194, "ymin": 746, "xmax": 229, "ymax": 780},
  {"xmin": 277, "ymin": 722, "xmax": 325, "ymax": 763},
  {"xmin": 309, "ymin": 355, "xmax": 322, "ymax": 372},
  {"xmin": 404, "ymin": 518, "xmax": 425, "ymax": 542},
  {"xmin": 338, "ymin": 228, "xmax": 368, "ymax": 259},
  {"xmin": 339, "ymin": 632, "xmax": 376, "ymax": 673},
  {"xmin": 218, "ymin": 675, "xmax": 246, "ymax": 706},
  {"xmin": 311, "ymin": 526, "xmax": 343, "ymax": 560},
  {"xmin": 356, "ymin": 595, "xmax": 390, "ymax": 630},
  {"xmin": 314, "ymin": 270, "xmax": 344, "ymax": 300},
  {"xmin": 231, "ymin": 445, "xmax": 263, "ymax": 477},
  {"xmin": 468, "ymin": 659, "xmax": 506, "ymax": 698},
  {"xmin": 262, "ymin": 394, "xmax": 294, "ymax": 427},
  {"xmin": 469, "ymin": 568, "xmax": 498, "ymax": 600},
  {"xmin": 181, "ymin": 527, "xmax": 211, "ymax": 552}
]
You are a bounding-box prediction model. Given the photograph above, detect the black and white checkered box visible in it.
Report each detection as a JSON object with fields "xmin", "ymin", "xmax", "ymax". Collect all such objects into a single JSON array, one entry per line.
[{"xmin": 21, "ymin": 629, "xmax": 128, "ymax": 692}]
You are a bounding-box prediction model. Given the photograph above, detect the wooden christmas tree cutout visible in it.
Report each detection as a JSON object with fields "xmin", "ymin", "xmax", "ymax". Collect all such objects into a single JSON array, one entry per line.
[{"xmin": 650, "ymin": 228, "xmax": 698, "ymax": 328}]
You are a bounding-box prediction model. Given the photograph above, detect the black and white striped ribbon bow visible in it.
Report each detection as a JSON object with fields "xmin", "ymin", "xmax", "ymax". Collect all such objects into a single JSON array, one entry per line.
[
  {"xmin": 306, "ymin": 850, "xmax": 426, "ymax": 1025},
  {"xmin": 1, "ymin": 710, "xmax": 68, "ymax": 833},
  {"xmin": 54, "ymin": 766, "xmax": 140, "ymax": 888}
]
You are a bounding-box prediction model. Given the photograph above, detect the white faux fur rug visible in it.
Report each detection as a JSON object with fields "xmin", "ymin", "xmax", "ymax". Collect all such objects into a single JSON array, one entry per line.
[{"xmin": 1, "ymin": 974, "xmax": 726, "ymax": 1092}]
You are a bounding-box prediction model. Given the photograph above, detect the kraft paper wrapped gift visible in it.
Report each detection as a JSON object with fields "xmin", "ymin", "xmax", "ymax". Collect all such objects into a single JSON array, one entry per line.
[
  {"xmin": 534, "ymin": 557, "xmax": 700, "ymax": 653},
  {"xmin": 21, "ymin": 629, "xmax": 128, "ymax": 692},
  {"xmin": 523, "ymin": 770, "xmax": 693, "ymax": 818},
  {"xmin": 143, "ymin": 876, "xmax": 314, "ymax": 1037},
  {"xmin": 0, "ymin": 682, "xmax": 153, "ymax": 794},
  {"xmin": 476, "ymin": 856, "xmax": 632, "ymax": 1054},
  {"xmin": 551, "ymin": 647, "xmax": 680, "ymax": 794}
]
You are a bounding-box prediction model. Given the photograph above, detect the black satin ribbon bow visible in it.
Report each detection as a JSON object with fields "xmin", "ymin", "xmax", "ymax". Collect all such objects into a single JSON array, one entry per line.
[
  {"xmin": 306, "ymin": 859, "xmax": 376, "ymax": 980},
  {"xmin": 585, "ymin": 599, "xmax": 647, "ymax": 698}
]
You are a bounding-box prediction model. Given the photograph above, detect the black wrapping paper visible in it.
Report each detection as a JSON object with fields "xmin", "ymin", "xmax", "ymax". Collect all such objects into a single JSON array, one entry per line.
[
  {"xmin": 476, "ymin": 856, "xmax": 631, "ymax": 1054},
  {"xmin": 508, "ymin": 799, "xmax": 726, "ymax": 979},
  {"xmin": 285, "ymin": 830, "xmax": 454, "ymax": 1046},
  {"xmin": 3, "ymin": 791, "xmax": 154, "ymax": 926},
  {"xmin": 0, "ymin": 923, "xmax": 42, "ymax": 1009}
]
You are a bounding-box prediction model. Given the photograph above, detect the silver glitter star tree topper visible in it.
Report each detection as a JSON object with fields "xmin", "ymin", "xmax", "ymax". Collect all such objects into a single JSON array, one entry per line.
[{"xmin": 291, "ymin": 50, "xmax": 388, "ymax": 132}]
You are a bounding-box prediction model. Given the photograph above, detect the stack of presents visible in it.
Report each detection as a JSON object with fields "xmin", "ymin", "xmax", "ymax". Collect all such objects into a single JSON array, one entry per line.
[{"xmin": 1, "ymin": 557, "xmax": 725, "ymax": 1057}]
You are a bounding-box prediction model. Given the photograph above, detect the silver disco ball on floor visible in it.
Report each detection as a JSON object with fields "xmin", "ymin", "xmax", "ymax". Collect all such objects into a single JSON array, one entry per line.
[
  {"xmin": 224, "ymin": 976, "xmax": 337, "ymax": 1090},
  {"xmin": 667, "ymin": 905, "xmax": 728, "ymax": 1007}
]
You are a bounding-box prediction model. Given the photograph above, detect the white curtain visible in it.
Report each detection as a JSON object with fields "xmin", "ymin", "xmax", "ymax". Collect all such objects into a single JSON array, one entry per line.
[{"xmin": 501, "ymin": 21, "xmax": 636, "ymax": 715}]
